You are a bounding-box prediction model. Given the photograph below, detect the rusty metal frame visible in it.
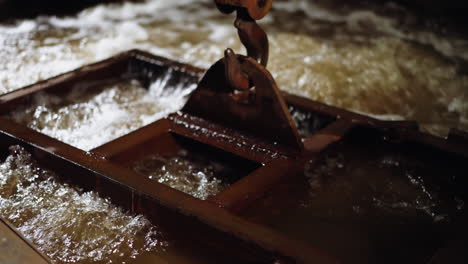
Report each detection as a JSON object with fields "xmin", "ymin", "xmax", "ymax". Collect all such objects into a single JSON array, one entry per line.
[{"xmin": 0, "ymin": 49, "xmax": 467, "ymax": 264}]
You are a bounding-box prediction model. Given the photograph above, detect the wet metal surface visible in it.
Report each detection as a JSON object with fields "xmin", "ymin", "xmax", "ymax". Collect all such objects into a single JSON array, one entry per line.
[
  {"xmin": 0, "ymin": 50, "xmax": 467, "ymax": 263},
  {"xmin": 0, "ymin": 218, "xmax": 50, "ymax": 264}
]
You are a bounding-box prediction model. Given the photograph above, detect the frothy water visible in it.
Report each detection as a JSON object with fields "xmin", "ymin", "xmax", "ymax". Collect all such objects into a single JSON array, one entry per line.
[
  {"xmin": 9, "ymin": 73, "xmax": 196, "ymax": 151},
  {"xmin": 1, "ymin": 0, "xmax": 467, "ymax": 137},
  {"xmin": 0, "ymin": 145, "xmax": 165, "ymax": 263},
  {"xmin": 133, "ymin": 150, "xmax": 227, "ymax": 200}
]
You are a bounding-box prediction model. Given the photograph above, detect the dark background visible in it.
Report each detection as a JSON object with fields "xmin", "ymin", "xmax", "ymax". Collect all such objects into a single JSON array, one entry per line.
[{"xmin": 0, "ymin": 0, "xmax": 467, "ymax": 32}]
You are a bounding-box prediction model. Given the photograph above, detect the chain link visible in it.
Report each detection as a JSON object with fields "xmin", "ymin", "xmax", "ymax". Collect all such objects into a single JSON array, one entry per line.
[{"xmin": 213, "ymin": 0, "xmax": 271, "ymax": 91}]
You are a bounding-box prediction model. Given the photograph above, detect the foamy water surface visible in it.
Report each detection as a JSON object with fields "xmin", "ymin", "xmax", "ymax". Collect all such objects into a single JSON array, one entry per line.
[
  {"xmin": 1, "ymin": 0, "xmax": 467, "ymax": 136},
  {"xmin": 0, "ymin": 145, "xmax": 164, "ymax": 263},
  {"xmin": 133, "ymin": 151, "xmax": 227, "ymax": 200},
  {"xmin": 9, "ymin": 73, "xmax": 195, "ymax": 151}
]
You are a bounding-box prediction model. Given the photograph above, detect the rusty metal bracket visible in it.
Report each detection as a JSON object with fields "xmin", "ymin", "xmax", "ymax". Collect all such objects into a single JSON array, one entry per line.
[
  {"xmin": 182, "ymin": 0, "xmax": 301, "ymax": 152},
  {"xmin": 183, "ymin": 50, "xmax": 303, "ymax": 152},
  {"xmin": 224, "ymin": 48, "xmax": 251, "ymax": 91}
]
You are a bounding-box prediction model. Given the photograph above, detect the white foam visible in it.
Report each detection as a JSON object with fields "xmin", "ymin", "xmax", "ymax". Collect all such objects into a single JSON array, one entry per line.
[
  {"xmin": 274, "ymin": 0, "xmax": 468, "ymax": 61},
  {"xmin": 133, "ymin": 153, "xmax": 226, "ymax": 200},
  {"xmin": 10, "ymin": 74, "xmax": 196, "ymax": 151},
  {"xmin": 1, "ymin": 0, "xmax": 468, "ymax": 137},
  {"xmin": 0, "ymin": 20, "xmax": 36, "ymax": 34},
  {"xmin": 0, "ymin": 146, "xmax": 165, "ymax": 263}
]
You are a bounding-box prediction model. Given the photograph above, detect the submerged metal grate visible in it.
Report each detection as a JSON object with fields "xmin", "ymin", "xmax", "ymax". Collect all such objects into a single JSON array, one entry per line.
[{"xmin": 0, "ymin": 50, "xmax": 467, "ymax": 264}]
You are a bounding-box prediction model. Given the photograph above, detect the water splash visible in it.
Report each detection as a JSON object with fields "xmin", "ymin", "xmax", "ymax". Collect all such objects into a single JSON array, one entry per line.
[
  {"xmin": 133, "ymin": 150, "xmax": 227, "ymax": 200},
  {"xmin": 9, "ymin": 72, "xmax": 196, "ymax": 151},
  {"xmin": 1, "ymin": 0, "xmax": 468, "ymax": 137},
  {"xmin": 0, "ymin": 145, "xmax": 166, "ymax": 263}
]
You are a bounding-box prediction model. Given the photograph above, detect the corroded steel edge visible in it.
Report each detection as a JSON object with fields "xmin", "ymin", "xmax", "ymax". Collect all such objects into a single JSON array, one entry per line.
[
  {"xmin": 0, "ymin": 217, "xmax": 52, "ymax": 264},
  {"xmin": 0, "ymin": 49, "xmax": 467, "ymax": 264}
]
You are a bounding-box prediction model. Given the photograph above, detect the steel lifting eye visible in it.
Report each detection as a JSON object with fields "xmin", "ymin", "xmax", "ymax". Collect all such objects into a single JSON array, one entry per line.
[{"xmin": 224, "ymin": 48, "xmax": 251, "ymax": 91}]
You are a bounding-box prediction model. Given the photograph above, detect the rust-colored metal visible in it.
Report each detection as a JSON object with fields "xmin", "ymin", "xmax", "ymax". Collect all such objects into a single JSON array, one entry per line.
[
  {"xmin": 302, "ymin": 119, "xmax": 355, "ymax": 153},
  {"xmin": 0, "ymin": 50, "xmax": 338, "ymax": 264},
  {"xmin": 214, "ymin": 0, "xmax": 273, "ymax": 20},
  {"xmin": 0, "ymin": 49, "xmax": 467, "ymax": 264},
  {"xmin": 0, "ymin": 218, "xmax": 51, "ymax": 264},
  {"xmin": 215, "ymin": 0, "xmax": 269, "ymax": 91},
  {"xmin": 224, "ymin": 48, "xmax": 250, "ymax": 90},
  {"xmin": 235, "ymin": 9, "xmax": 269, "ymax": 66},
  {"xmin": 183, "ymin": 51, "xmax": 303, "ymax": 152},
  {"xmin": 0, "ymin": 116, "xmax": 338, "ymax": 264},
  {"xmin": 212, "ymin": 158, "xmax": 302, "ymax": 211}
]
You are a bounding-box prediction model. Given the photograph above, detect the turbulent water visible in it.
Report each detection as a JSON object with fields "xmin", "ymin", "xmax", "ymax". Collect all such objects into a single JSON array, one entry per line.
[
  {"xmin": 9, "ymin": 74, "xmax": 195, "ymax": 151},
  {"xmin": 133, "ymin": 150, "xmax": 227, "ymax": 200},
  {"xmin": 0, "ymin": 2, "xmax": 467, "ymax": 262},
  {"xmin": 0, "ymin": 145, "xmax": 165, "ymax": 263},
  {"xmin": 0, "ymin": 0, "xmax": 467, "ymax": 136}
]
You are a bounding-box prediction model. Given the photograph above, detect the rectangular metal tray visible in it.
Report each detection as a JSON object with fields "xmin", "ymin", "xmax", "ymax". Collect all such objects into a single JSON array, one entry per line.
[{"xmin": 0, "ymin": 49, "xmax": 467, "ymax": 264}]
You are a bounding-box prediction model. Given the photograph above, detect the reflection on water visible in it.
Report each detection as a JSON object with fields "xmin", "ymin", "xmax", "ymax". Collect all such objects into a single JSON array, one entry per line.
[
  {"xmin": 1, "ymin": 0, "xmax": 467, "ymax": 136},
  {"xmin": 303, "ymin": 152, "xmax": 464, "ymax": 222},
  {"xmin": 0, "ymin": 145, "xmax": 164, "ymax": 263},
  {"xmin": 9, "ymin": 72, "xmax": 195, "ymax": 151},
  {"xmin": 133, "ymin": 150, "xmax": 227, "ymax": 200},
  {"xmin": 243, "ymin": 129, "xmax": 467, "ymax": 264}
]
